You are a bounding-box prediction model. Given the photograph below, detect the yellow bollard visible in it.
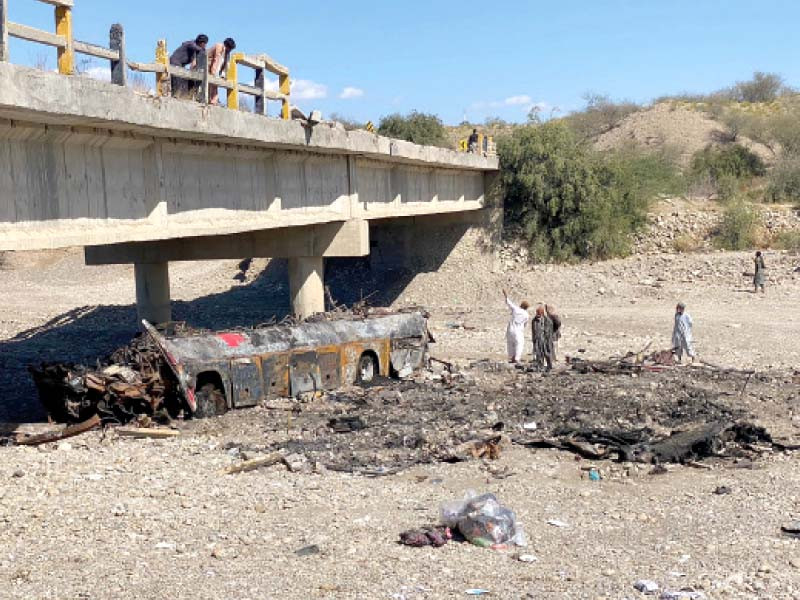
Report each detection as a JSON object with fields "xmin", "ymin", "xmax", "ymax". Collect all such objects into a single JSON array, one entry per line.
[
  {"xmin": 227, "ymin": 52, "xmax": 241, "ymax": 110},
  {"xmin": 279, "ymin": 73, "xmax": 290, "ymax": 120},
  {"xmin": 155, "ymin": 39, "xmax": 169, "ymax": 97},
  {"xmin": 55, "ymin": 5, "xmax": 73, "ymax": 74}
]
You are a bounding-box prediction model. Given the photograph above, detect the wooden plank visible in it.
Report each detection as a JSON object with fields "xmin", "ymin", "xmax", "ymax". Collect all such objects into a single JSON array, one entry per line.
[
  {"xmin": 74, "ymin": 39, "xmax": 118, "ymax": 61},
  {"xmin": 238, "ymin": 82, "xmax": 285, "ymax": 100},
  {"xmin": 224, "ymin": 452, "xmax": 284, "ymax": 474},
  {"xmin": 167, "ymin": 64, "xmax": 203, "ymax": 82},
  {"xmin": 237, "ymin": 52, "xmax": 288, "ymax": 76},
  {"xmin": 8, "ymin": 21, "xmax": 65, "ymax": 48},
  {"xmin": 116, "ymin": 427, "xmax": 180, "ymax": 439},
  {"xmin": 16, "ymin": 414, "xmax": 100, "ymax": 446},
  {"xmin": 127, "ymin": 60, "xmax": 165, "ymax": 73},
  {"xmin": 207, "ymin": 73, "xmax": 234, "ymax": 90}
]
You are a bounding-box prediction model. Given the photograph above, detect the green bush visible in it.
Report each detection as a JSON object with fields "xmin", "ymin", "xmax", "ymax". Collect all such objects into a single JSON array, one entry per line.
[
  {"xmin": 377, "ymin": 111, "xmax": 448, "ymax": 147},
  {"xmin": 690, "ymin": 145, "xmax": 766, "ymax": 187},
  {"xmin": 499, "ymin": 122, "xmax": 659, "ymax": 262},
  {"xmin": 713, "ymin": 199, "xmax": 760, "ymax": 250},
  {"xmin": 604, "ymin": 145, "xmax": 686, "ymax": 199},
  {"xmin": 774, "ymin": 230, "xmax": 800, "ymax": 250},
  {"xmin": 767, "ymin": 156, "xmax": 800, "ymax": 204}
]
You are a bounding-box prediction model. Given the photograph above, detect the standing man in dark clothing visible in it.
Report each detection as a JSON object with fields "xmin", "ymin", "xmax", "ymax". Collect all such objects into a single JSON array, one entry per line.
[
  {"xmin": 169, "ymin": 34, "xmax": 209, "ymax": 98},
  {"xmin": 467, "ymin": 129, "xmax": 479, "ymax": 153},
  {"xmin": 545, "ymin": 304, "xmax": 561, "ymax": 362},
  {"xmin": 753, "ymin": 251, "xmax": 766, "ymax": 294},
  {"xmin": 532, "ymin": 305, "xmax": 554, "ymax": 372}
]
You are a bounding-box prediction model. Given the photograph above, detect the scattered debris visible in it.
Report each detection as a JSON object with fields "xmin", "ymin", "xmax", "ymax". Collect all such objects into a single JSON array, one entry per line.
[
  {"xmin": 440, "ymin": 491, "xmax": 526, "ymax": 548},
  {"xmin": 546, "ymin": 519, "xmax": 569, "ymax": 528},
  {"xmin": 464, "ymin": 590, "xmax": 491, "ymax": 596},
  {"xmin": 634, "ymin": 579, "xmax": 660, "ymax": 594},
  {"xmin": 517, "ymin": 554, "xmax": 538, "ymax": 563},
  {"xmin": 116, "ymin": 427, "xmax": 180, "ymax": 439},
  {"xmin": 659, "ymin": 590, "xmax": 705, "ymax": 600},
  {"xmin": 224, "ymin": 453, "xmax": 285, "ymax": 475},
  {"xmin": 294, "ymin": 544, "xmax": 321, "ymax": 557},
  {"xmin": 329, "ymin": 416, "xmax": 366, "ymax": 433},
  {"xmin": 713, "ymin": 485, "xmax": 732, "ymax": 495},
  {"xmin": 399, "ymin": 526, "xmax": 451, "ymax": 548},
  {"xmin": 516, "ymin": 420, "xmax": 796, "ymax": 464},
  {"xmin": 470, "ymin": 436, "xmax": 503, "ymax": 460},
  {"xmin": 15, "ymin": 414, "xmax": 101, "ymax": 446},
  {"xmin": 781, "ymin": 521, "xmax": 800, "ymax": 539}
]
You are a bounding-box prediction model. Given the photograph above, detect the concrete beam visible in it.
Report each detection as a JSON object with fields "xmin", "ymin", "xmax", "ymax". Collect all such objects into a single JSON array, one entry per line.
[
  {"xmin": 0, "ymin": 62, "xmax": 498, "ymax": 172},
  {"xmin": 134, "ymin": 262, "xmax": 170, "ymax": 325},
  {"xmin": 289, "ymin": 256, "xmax": 324, "ymax": 319},
  {"xmin": 85, "ymin": 220, "xmax": 369, "ymax": 265}
]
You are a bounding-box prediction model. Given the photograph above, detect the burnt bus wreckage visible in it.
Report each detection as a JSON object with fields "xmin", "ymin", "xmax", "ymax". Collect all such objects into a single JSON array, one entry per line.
[{"xmin": 30, "ymin": 311, "xmax": 431, "ymax": 423}]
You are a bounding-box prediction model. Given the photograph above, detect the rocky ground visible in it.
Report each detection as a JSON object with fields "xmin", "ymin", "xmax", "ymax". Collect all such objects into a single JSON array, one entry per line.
[{"xmin": 1, "ymin": 226, "xmax": 800, "ymax": 598}]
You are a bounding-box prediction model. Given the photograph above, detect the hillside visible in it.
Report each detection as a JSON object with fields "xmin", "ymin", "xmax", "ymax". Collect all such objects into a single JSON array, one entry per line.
[{"xmin": 592, "ymin": 101, "xmax": 775, "ymax": 166}]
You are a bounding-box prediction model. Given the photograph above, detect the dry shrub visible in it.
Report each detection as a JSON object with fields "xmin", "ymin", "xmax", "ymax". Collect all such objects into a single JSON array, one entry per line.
[
  {"xmin": 774, "ymin": 230, "xmax": 800, "ymax": 251},
  {"xmin": 673, "ymin": 233, "xmax": 701, "ymax": 253}
]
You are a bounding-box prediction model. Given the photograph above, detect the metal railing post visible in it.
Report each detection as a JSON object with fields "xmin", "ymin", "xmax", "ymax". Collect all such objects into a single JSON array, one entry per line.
[
  {"xmin": 55, "ymin": 3, "xmax": 73, "ymax": 74},
  {"xmin": 155, "ymin": 39, "xmax": 169, "ymax": 97},
  {"xmin": 226, "ymin": 52, "xmax": 240, "ymax": 110},
  {"xmin": 279, "ymin": 72, "xmax": 290, "ymax": 120},
  {"xmin": 109, "ymin": 23, "xmax": 126, "ymax": 86},
  {"xmin": 0, "ymin": 0, "xmax": 8, "ymax": 63},
  {"xmin": 196, "ymin": 49, "xmax": 208, "ymax": 104}
]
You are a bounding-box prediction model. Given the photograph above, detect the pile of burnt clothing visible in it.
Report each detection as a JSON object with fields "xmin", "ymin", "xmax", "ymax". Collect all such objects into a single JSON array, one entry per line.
[
  {"xmin": 29, "ymin": 334, "xmax": 181, "ymax": 424},
  {"xmin": 399, "ymin": 526, "xmax": 451, "ymax": 547}
]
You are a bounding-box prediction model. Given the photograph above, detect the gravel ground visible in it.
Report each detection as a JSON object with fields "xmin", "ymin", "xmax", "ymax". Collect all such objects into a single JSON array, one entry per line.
[{"xmin": 1, "ymin": 243, "xmax": 800, "ymax": 598}]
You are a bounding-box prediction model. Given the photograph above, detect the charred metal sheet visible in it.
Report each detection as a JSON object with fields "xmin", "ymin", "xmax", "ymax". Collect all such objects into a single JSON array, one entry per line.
[
  {"xmin": 289, "ymin": 351, "xmax": 323, "ymax": 396},
  {"xmin": 317, "ymin": 351, "xmax": 341, "ymax": 390},
  {"xmin": 390, "ymin": 337, "xmax": 427, "ymax": 376},
  {"xmin": 230, "ymin": 359, "xmax": 262, "ymax": 408},
  {"xmin": 261, "ymin": 353, "xmax": 289, "ymax": 400}
]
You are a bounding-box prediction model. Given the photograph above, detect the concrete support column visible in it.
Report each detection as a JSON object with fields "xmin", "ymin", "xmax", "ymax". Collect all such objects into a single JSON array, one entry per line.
[
  {"xmin": 288, "ymin": 257, "xmax": 324, "ymax": 319},
  {"xmin": 134, "ymin": 262, "xmax": 171, "ymax": 325}
]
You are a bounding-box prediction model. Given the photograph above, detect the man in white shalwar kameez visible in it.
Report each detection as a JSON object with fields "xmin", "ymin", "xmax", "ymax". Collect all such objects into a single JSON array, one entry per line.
[
  {"xmin": 503, "ymin": 289, "xmax": 530, "ymax": 363},
  {"xmin": 672, "ymin": 301, "xmax": 696, "ymax": 363}
]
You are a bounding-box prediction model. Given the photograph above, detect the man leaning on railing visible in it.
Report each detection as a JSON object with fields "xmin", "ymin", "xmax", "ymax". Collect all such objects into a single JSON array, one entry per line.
[
  {"xmin": 207, "ymin": 37, "xmax": 236, "ymax": 105},
  {"xmin": 169, "ymin": 34, "xmax": 208, "ymax": 99}
]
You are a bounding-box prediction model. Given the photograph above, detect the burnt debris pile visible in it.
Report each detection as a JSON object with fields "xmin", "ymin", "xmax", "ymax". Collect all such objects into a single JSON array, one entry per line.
[{"xmin": 29, "ymin": 331, "xmax": 182, "ymax": 425}]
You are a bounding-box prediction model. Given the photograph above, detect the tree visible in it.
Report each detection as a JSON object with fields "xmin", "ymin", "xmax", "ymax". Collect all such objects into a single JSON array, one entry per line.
[
  {"xmin": 732, "ymin": 71, "xmax": 786, "ymax": 103},
  {"xmin": 377, "ymin": 111, "xmax": 449, "ymax": 147},
  {"xmin": 499, "ymin": 122, "xmax": 652, "ymax": 261}
]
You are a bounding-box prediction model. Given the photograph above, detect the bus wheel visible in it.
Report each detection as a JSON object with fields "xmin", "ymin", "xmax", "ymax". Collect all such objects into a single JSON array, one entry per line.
[
  {"xmin": 356, "ymin": 353, "xmax": 377, "ymax": 384},
  {"xmin": 193, "ymin": 383, "xmax": 227, "ymax": 419}
]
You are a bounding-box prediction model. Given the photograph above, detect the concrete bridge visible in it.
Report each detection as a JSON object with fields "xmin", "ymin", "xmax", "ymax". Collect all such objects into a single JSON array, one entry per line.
[{"xmin": 0, "ymin": 60, "xmax": 498, "ymax": 321}]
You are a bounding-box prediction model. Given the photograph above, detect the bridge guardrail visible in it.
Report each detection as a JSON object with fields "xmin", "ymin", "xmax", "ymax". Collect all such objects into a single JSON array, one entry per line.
[{"xmin": 0, "ymin": 0, "xmax": 291, "ymax": 119}]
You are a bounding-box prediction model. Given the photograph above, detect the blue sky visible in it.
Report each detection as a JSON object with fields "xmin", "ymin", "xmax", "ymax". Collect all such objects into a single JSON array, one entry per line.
[{"xmin": 7, "ymin": 0, "xmax": 800, "ymax": 124}]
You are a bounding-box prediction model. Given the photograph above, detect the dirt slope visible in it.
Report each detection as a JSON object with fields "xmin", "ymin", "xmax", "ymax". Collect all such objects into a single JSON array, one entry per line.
[{"xmin": 593, "ymin": 102, "xmax": 775, "ymax": 165}]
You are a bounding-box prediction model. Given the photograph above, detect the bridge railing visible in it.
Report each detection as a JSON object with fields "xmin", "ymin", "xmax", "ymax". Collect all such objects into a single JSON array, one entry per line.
[{"xmin": 0, "ymin": 0, "xmax": 291, "ymax": 119}]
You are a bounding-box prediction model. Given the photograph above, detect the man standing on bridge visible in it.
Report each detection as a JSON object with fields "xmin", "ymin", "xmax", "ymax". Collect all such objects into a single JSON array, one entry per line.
[
  {"xmin": 207, "ymin": 38, "xmax": 237, "ymax": 105},
  {"xmin": 169, "ymin": 34, "xmax": 209, "ymax": 99},
  {"xmin": 468, "ymin": 129, "xmax": 479, "ymax": 153}
]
